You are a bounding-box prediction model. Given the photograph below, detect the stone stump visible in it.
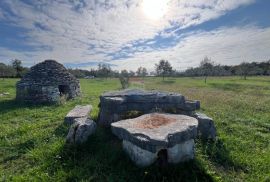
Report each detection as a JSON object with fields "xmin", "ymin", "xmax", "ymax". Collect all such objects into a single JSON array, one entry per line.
[
  {"xmin": 111, "ymin": 113, "xmax": 198, "ymax": 167},
  {"xmin": 194, "ymin": 112, "xmax": 216, "ymax": 139},
  {"xmin": 66, "ymin": 117, "xmax": 96, "ymax": 144}
]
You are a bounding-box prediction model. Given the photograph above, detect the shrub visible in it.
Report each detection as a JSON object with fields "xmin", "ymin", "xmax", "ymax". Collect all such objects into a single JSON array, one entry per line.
[{"xmin": 119, "ymin": 75, "xmax": 129, "ymax": 89}]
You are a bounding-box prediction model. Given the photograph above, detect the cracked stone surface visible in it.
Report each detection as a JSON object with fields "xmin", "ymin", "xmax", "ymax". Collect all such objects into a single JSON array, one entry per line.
[
  {"xmin": 66, "ymin": 117, "xmax": 96, "ymax": 144},
  {"xmin": 111, "ymin": 113, "xmax": 198, "ymax": 153},
  {"xmin": 99, "ymin": 89, "xmax": 200, "ymax": 126},
  {"xmin": 64, "ymin": 105, "xmax": 92, "ymax": 125}
]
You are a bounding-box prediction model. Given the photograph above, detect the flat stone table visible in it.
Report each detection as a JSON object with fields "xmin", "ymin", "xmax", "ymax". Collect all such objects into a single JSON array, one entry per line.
[{"xmin": 111, "ymin": 113, "xmax": 198, "ymax": 167}]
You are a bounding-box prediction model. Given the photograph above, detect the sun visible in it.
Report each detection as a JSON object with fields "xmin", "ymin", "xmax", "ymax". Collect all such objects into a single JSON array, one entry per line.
[{"xmin": 142, "ymin": 0, "xmax": 168, "ymax": 20}]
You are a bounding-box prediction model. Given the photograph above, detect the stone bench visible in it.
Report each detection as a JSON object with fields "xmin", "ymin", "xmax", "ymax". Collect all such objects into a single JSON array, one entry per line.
[
  {"xmin": 99, "ymin": 89, "xmax": 200, "ymax": 126},
  {"xmin": 111, "ymin": 113, "xmax": 198, "ymax": 167},
  {"xmin": 64, "ymin": 105, "xmax": 92, "ymax": 125},
  {"xmin": 64, "ymin": 105, "xmax": 96, "ymax": 144}
]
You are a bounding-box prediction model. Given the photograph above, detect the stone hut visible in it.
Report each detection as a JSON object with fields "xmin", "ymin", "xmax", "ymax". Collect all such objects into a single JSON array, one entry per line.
[{"xmin": 16, "ymin": 60, "xmax": 80, "ymax": 103}]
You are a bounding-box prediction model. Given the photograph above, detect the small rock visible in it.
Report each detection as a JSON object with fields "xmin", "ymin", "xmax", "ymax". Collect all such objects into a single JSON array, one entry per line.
[
  {"xmin": 195, "ymin": 112, "xmax": 216, "ymax": 139},
  {"xmin": 66, "ymin": 117, "xmax": 96, "ymax": 144},
  {"xmin": 64, "ymin": 105, "xmax": 92, "ymax": 125}
]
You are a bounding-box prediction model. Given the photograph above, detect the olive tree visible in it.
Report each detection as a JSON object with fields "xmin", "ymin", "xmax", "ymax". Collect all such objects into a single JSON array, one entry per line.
[
  {"xmin": 155, "ymin": 60, "xmax": 172, "ymax": 81},
  {"xmin": 199, "ymin": 56, "xmax": 215, "ymax": 83}
]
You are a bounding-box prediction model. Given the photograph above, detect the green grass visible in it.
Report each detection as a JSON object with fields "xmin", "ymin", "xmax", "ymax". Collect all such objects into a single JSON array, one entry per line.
[{"xmin": 0, "ymin": 76, "xmax": 270, "ymax": 181}]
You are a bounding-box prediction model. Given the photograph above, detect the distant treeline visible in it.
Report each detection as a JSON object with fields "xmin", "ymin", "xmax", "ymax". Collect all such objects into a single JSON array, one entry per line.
[
  {"xmin": 181, "ymin": 58, "xmax": 270, "ymax": 77},
  {"xmin": 68, "ymin": 63, "xmax": 148, "ymax": 79},
  {"xmin": 0, "ymin": 59, "xmax": 29, "ymax": 78},
  {"xmin": 68, "ymin": 59, "xmax": 270, "ymax": 79},
  {"xmin": 1, "ymin": 58, "xmax": 270, "ymax": 79}
]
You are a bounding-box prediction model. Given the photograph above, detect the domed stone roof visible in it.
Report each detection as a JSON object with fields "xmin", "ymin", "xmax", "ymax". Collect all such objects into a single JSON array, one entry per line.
[
  {"xmin": 17, "ymin": 60, "xmax": 78, "ymax": 86},
  {"xmin": 16, "ymin": 60, "xmax": 80, "ymax": 103}
]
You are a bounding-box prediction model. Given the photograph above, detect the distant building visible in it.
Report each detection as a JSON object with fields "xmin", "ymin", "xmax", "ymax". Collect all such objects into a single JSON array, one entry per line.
[{"xmin": 16, "ymin": 60, "xmax": 80, "ymax": 103}]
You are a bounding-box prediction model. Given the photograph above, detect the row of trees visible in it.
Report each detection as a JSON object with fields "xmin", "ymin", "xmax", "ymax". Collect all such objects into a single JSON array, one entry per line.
[
  {"xmin": 1, "ymin": 58, "xmax": 270, "ymax": 80},
  {"xmin": 68, "ymin": 63, "xmax": 150, "ymax": 79},
  {"xmin": 0, "ymin": 60, "xmax": 29, "ymax": 78},
  {"xmin": 182, "ymin": 57, "xmax": 270, "ymax": 82}
]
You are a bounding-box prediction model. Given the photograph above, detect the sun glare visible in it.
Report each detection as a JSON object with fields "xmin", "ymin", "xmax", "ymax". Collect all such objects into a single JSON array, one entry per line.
[{"xmin": 142, "ymin": 0, "xmax": 168, "ymax": 20}]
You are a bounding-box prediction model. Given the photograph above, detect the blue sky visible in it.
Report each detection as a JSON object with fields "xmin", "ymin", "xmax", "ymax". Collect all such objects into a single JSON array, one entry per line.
[{"xmin": 0, "ymin": 0, "xmax": 269, "ymax": 71}]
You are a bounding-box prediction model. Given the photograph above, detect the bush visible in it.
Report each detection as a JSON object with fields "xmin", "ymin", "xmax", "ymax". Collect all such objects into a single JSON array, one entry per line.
[{"xmin": 119, "ymin": 75, "xmax": 129, "ymax": 89}]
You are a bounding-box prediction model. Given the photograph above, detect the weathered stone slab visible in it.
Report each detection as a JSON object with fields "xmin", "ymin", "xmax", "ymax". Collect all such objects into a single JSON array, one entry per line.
[
  {"xmin": 111, "ymin": 113, "xmax": 198, "ymax": 153},
  {"xmin": 194, "ymin": 112, "xmax": 216, "ymax": 139},
  {"xmin": 99, "ymin": 89, "xmax": 200, "ymax": 126},
  {"xmin": 66, "ymin": 117, "xmax": 96, "ymax": 144},
  {"xmin": 64, "ymin": 105, "xmax": 92, "ymax": 125}
]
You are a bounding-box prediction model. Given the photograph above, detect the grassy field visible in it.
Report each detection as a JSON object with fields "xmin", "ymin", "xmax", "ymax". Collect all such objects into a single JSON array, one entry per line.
[{"xmin": 0, "ymin": 76, "xmax": 270, "ymax": 181}]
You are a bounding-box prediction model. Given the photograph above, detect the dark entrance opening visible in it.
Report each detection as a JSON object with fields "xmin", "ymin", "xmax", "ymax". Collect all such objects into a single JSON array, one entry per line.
[
  {"xmin": 157, "ymin": 149, "xmax": 168, "ymax": 167},
  {"xmin": 58, "ymin": 85, "xmax": 70, "ymax": 97}
]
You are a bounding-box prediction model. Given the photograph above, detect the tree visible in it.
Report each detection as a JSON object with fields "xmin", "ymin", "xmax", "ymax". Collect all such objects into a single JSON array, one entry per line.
[
  {"xmin": 0, "ymin": 63, "xmax": 16, "ymax": 79},
  {"xmin": 12, "ymin": 59, "xmax": 23, "ymax": 77},
  {"xmin": 237, "ymin": 62, "xmax": 250, "ymax": 80},
  {"xmin": 199, "ymin": 56, "xmax": 214, "ymax": 83},
  {"xmin": 155, "ymin": 60, "xmax": 172, "ymax": 81},
  {"xmin": 136, "ymin": 67, "xmax": 148, "ymax": 79},
  {"xmin": 119, "ymin": 70, "xmax": 129, "ymax": 89},
  {"xmin": 129, "ymin": 70, "xmax": 135, "ymax": 77},
  {"xmin": 97, "ymin": 63, "xmax": 112, "ymax": 79}
]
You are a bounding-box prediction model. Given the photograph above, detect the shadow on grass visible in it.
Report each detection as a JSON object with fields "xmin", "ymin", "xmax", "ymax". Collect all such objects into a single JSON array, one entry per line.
[
  {"xmin": 198, "ymin": 138, "xmax": 246, "ymax": 172},
  {"xmin": 209, "ymin": 82, "xmax": 269, "ymax": 93},
  {"xmin": 47, "ymin": 127, "xmax": 214, "ymax": 181},
  {"xmin": 158, "ymin": 80, "xmax": 176, "ymax": 84},
  {"xmin": 0, "ymin": 99, "xmax": 54, "ymax": 115},
  {"xmin": 0, "ymin": 139, "xmax": 35, "ymax": 164},
  {"xmin": 209, "ymin": 83, "xmax": 244, "ymax": 92}
]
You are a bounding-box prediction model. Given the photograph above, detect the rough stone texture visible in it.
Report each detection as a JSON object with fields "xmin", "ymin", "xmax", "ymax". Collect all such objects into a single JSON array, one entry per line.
[
  {"xmin": 66, "ymin": 117, "xmax": 96, "ymax": 144},
  {"xmin": 167, "ymin": 139, "xmax": 195, "ymax": 163},
  {"xmin": 64, "ymin": 105, "xmax": 92, "ymax": 125},
  {"xmin": 123, "ymin": 139, "xmax": 195, "ymax": 167},
  {"xmin": 123, "ymin": 140, "xmax": 157, "ymax": 167},
  {"xmin": 16, "ymin": 60, "xmax": 80, "ymax": 103},
  {"xmin": 194, "ymin": 112, "xmax": 216, "ymax": 139},
  {"xmin": 99, "ymin": 89, "xmax": 200, "ymax": 126},
  {"xmin": 111, "ymin": 113, "xmax": 198, "ymax": 153}
]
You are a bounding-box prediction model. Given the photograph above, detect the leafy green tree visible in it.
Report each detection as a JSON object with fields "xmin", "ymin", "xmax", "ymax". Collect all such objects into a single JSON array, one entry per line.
[
  {"xmin": 0, "ymin": 63, "xmax": 16, "ymax": 79},
  {"xmin": 12, "ymin": 59, "xmax": 23, "ymax": 77},
  {"xmin": 97, "ymin": 63, "xmax": 112, "ymax": 79},
  {"xmin": 237, "ymin": 62, "xmax": 251, "ymax": 80},
  {"xmin": 136, "ymin": 67, "xmax": 148, "ymax": 79},
  {"xmin": 119, "ymin": 70, "xmax": 129, "ymax": 89},
  {"xmin": 155, "ymin": 60, "xmax": 172, "ymax": 81},
  {"xmin": 129, "ymin": 70, "xmax": 135, "ymax": 77},
  {"xmin": 199, "ymin": 56, "xmax": 214, "ymax": 83}
]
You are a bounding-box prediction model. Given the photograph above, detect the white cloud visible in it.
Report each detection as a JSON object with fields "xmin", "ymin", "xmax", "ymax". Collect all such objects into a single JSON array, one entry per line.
[
  {"xmin": 111, "ymin": 26, "xmax": 270, "ymax": 71},
  {"xmin": 0, "ymin": 0, "xmax": 266, "ymax": 71}
]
